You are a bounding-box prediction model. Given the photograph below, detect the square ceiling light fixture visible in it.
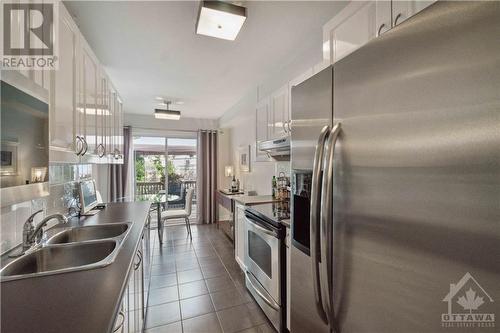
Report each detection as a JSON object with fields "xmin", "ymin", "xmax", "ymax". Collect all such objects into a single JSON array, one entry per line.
[
  {"xmin": 196, "ymin": 1, "xmax": 247, "ymax": 41},
  {"xmin": 154, "ymin": 101, "xmax": 181, "ymax": 120}
]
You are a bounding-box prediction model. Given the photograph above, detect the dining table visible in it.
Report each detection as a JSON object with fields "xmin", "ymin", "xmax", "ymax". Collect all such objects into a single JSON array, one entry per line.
[{"xmin": 135, "ymin": 193, "xmax": 181, "ymax": 244}]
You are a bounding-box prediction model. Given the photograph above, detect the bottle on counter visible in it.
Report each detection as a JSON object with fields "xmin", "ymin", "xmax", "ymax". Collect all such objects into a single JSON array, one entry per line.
[
  {"xmin": 272, "ymin": 176, "xmax": 277, "ymax": 198},
  {"xmin": 231, "ymin": 175, "xmax": 237, "ymax": 192}
]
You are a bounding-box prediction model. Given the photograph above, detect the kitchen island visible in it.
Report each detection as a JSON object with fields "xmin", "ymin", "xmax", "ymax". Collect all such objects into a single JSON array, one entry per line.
[{"xmin": 0, "ymin": 201, "xmax": 151, "ymax": 333}]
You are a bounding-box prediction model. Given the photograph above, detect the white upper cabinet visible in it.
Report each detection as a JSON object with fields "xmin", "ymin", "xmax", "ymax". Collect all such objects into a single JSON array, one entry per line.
[
  {"xmin": 255, "ymin": 98, "xmax": 270, "ymax": 161},
  {"xmin": 110, "ymin": 86, "xmax": 117, "ymax": 161},
  {"xmin": 256, "ymin": 98, "xmax": 270, "ymax": 144},
  {"xmin": 107, "ymin": 84, "xmax": 123, "ymax": 163},
  {"xmin": 47, "ymin": 2, "xmax": 124, "ymax": 164},
  {"xmin": 108, "ymin": 86, "xmax": 117, "ymax": 161},
  {"xmin": 332, "ymin": 1, "xmax": 377, "ymax": 63},
  {"xmin": 51, "ymin": 6, "xmax": 78, "ymax": 153},
  {"xmin": 271, "ymin": 84, "xmax": 289, "ymax": 139},
  {"xmin": 81, "ymin": 43, "xmax": 98, "ymax": 157},
  {"xmin": 96, "ymin": 70, "xmax": 108, "ymax": 159},
  {"xmin": 392, "ymin": 0, "xmax": 436, "ymax": 27},
  {"xmin": 116, "ymin": 96, "xmax": 124, "ymax": 160},
  {"xmin": 376, "ymin": 1, "xmax": 392, "ymax": 36},
  {"xmin": 324, "ymin": 0, "xmax": 437, "ymax": 64},
  {"xmin": 4, "ymin": 1, "xmax": 50, "ymax": 90},
  {"xmin": 75, "ymin": 34, "xmax": 86, "ymax": 157}
]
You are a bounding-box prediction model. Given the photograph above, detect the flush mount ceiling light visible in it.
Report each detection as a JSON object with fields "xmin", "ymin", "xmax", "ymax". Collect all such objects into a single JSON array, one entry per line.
[
  {"xmin": 196, "ymin": 1, "xmax": 247, "ymax": 41},
  {"xmin": 155, "ymin": 101, "xmax": 181, "ymax": 120}
]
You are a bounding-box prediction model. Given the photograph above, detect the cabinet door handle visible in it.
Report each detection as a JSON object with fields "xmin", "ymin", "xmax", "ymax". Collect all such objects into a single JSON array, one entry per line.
[
  {"xmin": 96, "ymin": 143, "xmax": 105, "ymax": 158},
  {"xmin": 113, "ymin": 311, "xmax": 125, "ymax": 332},
  {"xmin": 81, "ymin": 137, "xmax": 88, "ymax": 156},
  {"xmin": 134, "ymin": 250, "xmax": 143, "ymax": 270},
  {"xmin": 75, "ymin": 136, "xmax": 84, "ymax": 156},
  {"xmin": 114, "ymin": 148, "xmax": 122, "ymax": 160},
  {"xmin": 377, "ymin": 23, "xmax": 386, "ymax": 37},
  {"xmin": 394, "ymin": 13, "xmax": 403, "ymax": 26}
]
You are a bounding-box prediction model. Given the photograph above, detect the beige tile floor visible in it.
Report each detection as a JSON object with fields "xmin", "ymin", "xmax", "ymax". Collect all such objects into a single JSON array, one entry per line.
[{"xmin": 145, "ymin": 224, "xmax": 275, "ymax": 333}]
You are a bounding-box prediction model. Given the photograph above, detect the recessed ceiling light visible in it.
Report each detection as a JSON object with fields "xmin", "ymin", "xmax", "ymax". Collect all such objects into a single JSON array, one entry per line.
[
  {"xmin": 154, "ymin": 101, "xmax": 181, "ymax": 120},
  {"xmin": 175, "ymin": 101, "xmax": 185, "ymax": 105},
  {"xmin": 196, "ymin": 1, "xmax": 247, "ymax": 41}
]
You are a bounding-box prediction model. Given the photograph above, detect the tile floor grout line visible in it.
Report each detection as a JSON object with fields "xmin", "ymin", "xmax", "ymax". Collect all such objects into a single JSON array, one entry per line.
[{"xmin": 146, "ymin": 224, "xmax": 270, "ymax": 333}]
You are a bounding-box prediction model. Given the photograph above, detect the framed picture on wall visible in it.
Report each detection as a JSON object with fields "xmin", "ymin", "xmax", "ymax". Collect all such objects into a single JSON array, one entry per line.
[{"xmin": 238, "ymin": 145, "xmax": 251, "ymax": 172}]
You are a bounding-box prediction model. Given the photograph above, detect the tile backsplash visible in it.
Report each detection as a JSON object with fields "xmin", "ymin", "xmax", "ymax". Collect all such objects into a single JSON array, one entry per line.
[{"xmin": 0, "ymin": 164, "xmax": 94, "ymax": 254}]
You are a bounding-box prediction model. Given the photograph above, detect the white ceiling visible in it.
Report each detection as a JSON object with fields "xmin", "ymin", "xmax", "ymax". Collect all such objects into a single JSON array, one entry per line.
[{"xmin": 64, "ymin": 1, "xmax": 346, "ymax": 119}]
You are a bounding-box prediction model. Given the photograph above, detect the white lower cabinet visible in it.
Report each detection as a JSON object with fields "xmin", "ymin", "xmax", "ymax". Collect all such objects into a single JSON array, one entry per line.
[
  {"xmin": 113, "ymin": 301, "xmax": 128, "ymax": 333},
  {"xmin": 113, "ymin": 246, "xmax": 144, "ymax": 333},
  {"xmin": 234, "ymin": 203, "xmax": 246, "ymax": 270},
  {"xmin": 285, "ymin": 227, "xmax": 291, "ymax": 331}
]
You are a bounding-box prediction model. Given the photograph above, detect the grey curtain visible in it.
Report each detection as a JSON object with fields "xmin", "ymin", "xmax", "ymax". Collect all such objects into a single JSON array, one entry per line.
[
  {"xmin": 197, "ymin": 130, "xmax": 218, "ymax": 224},
  {"xmin": 109, "ymin": 126, "xmax": 131, "ymax": 202}
]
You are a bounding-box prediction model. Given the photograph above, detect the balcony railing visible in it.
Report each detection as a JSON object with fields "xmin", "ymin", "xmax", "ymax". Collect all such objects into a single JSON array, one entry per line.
[
  {"xmin": 136, "ymin": 181, "xmax": 164, "ymax": 195},
  {"xmin": 135, "ymin": 180, "xmax": 197, "ymax": 209}
]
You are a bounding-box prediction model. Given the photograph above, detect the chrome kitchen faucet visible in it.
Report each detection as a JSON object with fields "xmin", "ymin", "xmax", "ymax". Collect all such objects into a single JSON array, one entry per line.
[{"xmin": 21, "ymin": 211, "xmax": 68, "ymax": 253}]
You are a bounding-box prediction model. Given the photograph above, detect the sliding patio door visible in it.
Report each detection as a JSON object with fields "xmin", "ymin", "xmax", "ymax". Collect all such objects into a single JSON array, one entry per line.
[
  {"xmin": 134, "ymin": 136, "xmax": 167, "ymax": 196},
  {"xmin": 133, "ymin": 135, "xmax": 197, "ymax": 216},
  {"xmin": 165, "ymin": 138, "xmax": 197, "ymax": 214}
]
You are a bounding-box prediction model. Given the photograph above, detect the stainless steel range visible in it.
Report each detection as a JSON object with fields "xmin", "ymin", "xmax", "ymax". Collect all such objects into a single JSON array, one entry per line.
[{"xmin": 244, "ymin": 203, "xmax": 288, "ymax": 332}]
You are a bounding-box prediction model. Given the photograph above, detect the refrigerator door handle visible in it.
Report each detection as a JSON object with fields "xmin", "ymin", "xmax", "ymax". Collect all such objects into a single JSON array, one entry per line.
[
  {"xmin": 320, "ymin": 122, "xmax": 341, "ymax": 327},
  {"xmin": 310, "ymin": 125, "xmax": 330, "ymax": 324}
]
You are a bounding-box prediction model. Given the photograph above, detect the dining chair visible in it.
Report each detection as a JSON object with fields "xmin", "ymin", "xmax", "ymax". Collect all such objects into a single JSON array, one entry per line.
[{"xmin": 160, "ymin": 188, "xmax": 194, "ymax": 239}]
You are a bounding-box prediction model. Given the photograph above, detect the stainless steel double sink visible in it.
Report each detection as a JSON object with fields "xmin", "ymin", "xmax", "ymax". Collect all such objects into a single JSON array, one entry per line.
[{"xmin": 0, "ymin": 223, "xmax": 132, "ymax": 281}]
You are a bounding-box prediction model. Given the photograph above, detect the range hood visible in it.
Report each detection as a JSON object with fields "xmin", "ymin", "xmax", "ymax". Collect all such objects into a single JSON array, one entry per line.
[{"xmin": 258, "ymin": 136, "xmax": 290, "ymax": 160}]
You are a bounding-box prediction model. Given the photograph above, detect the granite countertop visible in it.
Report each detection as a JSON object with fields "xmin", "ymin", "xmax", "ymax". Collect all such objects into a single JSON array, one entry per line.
[
  {"xmin": 233, "ymin": 195, "xmax": 280, "ymax": 205},
  {"xmin": 0, "ymin": 201, "xmax": 151, "ymax": 333}
]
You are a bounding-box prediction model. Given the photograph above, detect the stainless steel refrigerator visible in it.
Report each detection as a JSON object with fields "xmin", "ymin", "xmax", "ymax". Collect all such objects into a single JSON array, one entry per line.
[{"xmin": 290, "ymin": 2, "xmax": 500, "ymax": 332}]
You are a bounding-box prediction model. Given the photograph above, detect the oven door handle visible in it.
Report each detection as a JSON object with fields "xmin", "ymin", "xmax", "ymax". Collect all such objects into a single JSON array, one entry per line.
[
  {"xmin": 245, "ymin": 215, "xmax": 277, "ymax": 237},
  {"xmin": 246, "ymin": 270, "xmax": 280, "ymax": 310}
]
